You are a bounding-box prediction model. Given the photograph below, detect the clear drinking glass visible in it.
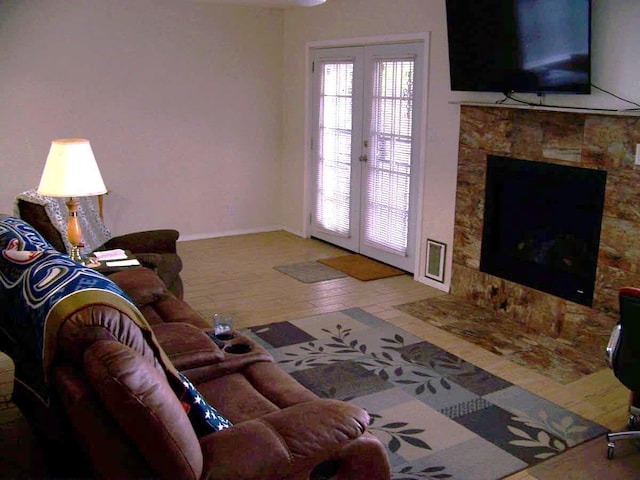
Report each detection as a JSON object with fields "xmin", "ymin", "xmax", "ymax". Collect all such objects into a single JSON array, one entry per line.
[{"xmin": 213, "ymin": 313, "xmax": 234, "ymax": 341}]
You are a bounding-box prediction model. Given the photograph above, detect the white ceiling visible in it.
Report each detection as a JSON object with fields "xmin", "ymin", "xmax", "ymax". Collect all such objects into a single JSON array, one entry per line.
[{"xmin": 184, "ymin": 0, "xmax": 326, "ymax": 7}]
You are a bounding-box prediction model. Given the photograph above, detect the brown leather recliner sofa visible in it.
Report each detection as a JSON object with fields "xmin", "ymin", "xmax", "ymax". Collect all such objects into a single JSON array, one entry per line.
[{"xmin": 0, "ymin": 215, "xmax": 391, "ymax": 480}]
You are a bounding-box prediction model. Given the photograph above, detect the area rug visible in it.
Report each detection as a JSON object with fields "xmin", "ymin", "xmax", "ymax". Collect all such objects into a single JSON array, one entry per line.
[
  {"xmin": 274, "ymin": 261, "xmax": 347, "ymax": 283},
  {"xmin": 394, "ymin": 296, "xmax": 607, "ymax": 384},
  {"xmin": 317, "ymin": 254, "xmax": 405, "ymax": 281},
  {"xmin": 242, "ymin": 308, "xmax": 608, "ymax": 480}
]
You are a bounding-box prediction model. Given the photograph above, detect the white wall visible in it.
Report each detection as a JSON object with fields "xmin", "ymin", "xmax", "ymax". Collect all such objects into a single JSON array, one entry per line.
[
  {"xmin": 0, "ymin": 0, "xmax": 284, "ymax": 239},
  {"xmin": 280, "ymin": 0, "xmax": 640, "ymax": 290}
]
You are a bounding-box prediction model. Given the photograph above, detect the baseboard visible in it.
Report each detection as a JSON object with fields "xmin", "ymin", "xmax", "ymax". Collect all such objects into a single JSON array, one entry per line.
[
  {"xmin": 281, "ymin": 225, "xmax": 305, "ymax": 238},
  {"xmin": 178, "ymin": 225, "xmax": 284, "ymax": 242}
]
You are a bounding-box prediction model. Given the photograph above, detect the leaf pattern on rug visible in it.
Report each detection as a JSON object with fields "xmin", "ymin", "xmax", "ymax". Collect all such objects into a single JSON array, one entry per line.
[
  {"xmin": 367, "ymin": 413, "xmax": 454, "ymax": 480},
  {"xmin": 368, "ymin": 413, "xmax": 432, "ymax": 453},
  {"xmin": 507, "ymin": 425, "xmax": 566, "ymax": 460},
  {"xmin": 393, "ymin": 465, "xmax": 452, "ymax": 480},
  {"xmin": 279, "ymin": 324, "xmax": 454, "ymax": 397},
  {"xmin": 513, "ymin": 408, "xmax": 589, "ymax": 445},
  {"xmin": 505, "ymin": 407, "xmax": 591, "ymax": 458}
]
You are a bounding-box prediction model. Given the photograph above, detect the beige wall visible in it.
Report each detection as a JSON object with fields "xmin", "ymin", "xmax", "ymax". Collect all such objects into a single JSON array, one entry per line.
[
  {"xmin": 0, "ymin": 0, "xmax": 284, "ymax": 239},
  {"xmin": 280, "ymin": 0, "xmax": 640, "ymax": 289},
  {"xmin": 1, "ymin": 0, "xmax": 638, "ymax": 290}
]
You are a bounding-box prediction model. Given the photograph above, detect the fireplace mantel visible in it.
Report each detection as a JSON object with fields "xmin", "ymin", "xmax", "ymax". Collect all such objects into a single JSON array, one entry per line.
[
  {"xmin": 451, "ymin": 105, "xmax": 640, "ymax": 343},
  {"xmin": 450, "ymin": 101, "xmax": 640, "ymax": 117}
]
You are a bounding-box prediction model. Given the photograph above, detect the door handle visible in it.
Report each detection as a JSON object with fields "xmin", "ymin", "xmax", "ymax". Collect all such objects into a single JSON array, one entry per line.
[{"xmin": 359, "ymin": 154, "xmax": 368, "ymax": 162}]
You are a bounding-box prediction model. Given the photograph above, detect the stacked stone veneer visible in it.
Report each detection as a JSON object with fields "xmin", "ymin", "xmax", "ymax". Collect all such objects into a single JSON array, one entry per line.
[{"xmin": 452, "ymin": 105, "xmax": 640, "ymax": 344}]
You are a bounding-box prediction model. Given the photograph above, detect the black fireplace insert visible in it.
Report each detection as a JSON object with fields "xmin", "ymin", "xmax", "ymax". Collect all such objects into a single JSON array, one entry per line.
[{"xmin": 480, "ymin": 155, "xmax": 607, "ymax": 306}]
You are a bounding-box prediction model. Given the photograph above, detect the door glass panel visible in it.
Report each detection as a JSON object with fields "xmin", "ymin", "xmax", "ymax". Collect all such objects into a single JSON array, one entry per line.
[
  {"xmin": 363, "ymin": 57, "xmax": 415, "ymax": 255},
  {"xmin": 314, "ymin": 61, "xmax": 353, "ymax": 237}
]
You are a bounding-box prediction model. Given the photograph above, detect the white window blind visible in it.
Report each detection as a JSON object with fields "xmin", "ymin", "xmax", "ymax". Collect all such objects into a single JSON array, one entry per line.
[
  {"xmin": 314, "ymin": 61, "xmax": 354, "ymax": 238},
  {"xmin": 363, "ymin": 57, "xmax": 415, "ymax": 255}
]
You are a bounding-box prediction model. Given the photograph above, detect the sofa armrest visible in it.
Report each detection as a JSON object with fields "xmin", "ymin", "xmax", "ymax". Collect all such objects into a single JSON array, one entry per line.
[
  {"xmin": 101, "ymin": 229, "xmax": 179, "ymax": 254},
  {"xmin": 152, "ymin": 323, "xmax": 225, "ymax": 371},
  {"xmin": 180, "ymin": 332, "xmax": 274, "ymax": 384},
  {"xmin": 199, "ymin": 399, "xmax": 369, "ymax": 480}
]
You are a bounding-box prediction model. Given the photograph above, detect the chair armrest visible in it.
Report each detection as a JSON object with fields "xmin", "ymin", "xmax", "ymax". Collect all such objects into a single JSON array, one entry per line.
[
  {"xmin": 131, "ymin": 252, "xmax": 163, "ymax": 271},
  {"xmin": 606, "ymin": 324, "xmax": 621, "ymax": 369},
  {"xmin": 101, "ymin": 229, "xmax": 179, "ymax": 254},
  {"xmin": 199, "ymin": 399, "xmax": 369, "ymax": 480}
]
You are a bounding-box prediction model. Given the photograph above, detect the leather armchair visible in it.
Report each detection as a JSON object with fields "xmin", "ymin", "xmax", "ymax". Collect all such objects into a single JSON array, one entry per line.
[
  {"xmin": 16, "ymin": 197, "xmax": 184, "ymax": 299},
  {"xmin": 605, "ymin": 286, "xmax": 640, "ymax": 459}
]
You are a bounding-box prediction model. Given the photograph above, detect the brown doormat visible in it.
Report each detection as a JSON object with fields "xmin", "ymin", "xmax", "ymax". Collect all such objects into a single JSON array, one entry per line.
[{"xmin": 317, "ymin": 254, "xmax": 405, "ymax": 281}]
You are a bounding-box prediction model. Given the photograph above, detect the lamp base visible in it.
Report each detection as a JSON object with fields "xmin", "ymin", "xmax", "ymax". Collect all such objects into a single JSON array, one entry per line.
[
  {"xmin": 69, "ymin": 245, "xmax": 83, "ymax": 263},
  {"xmin": 66, "ymin": 197, "xmax": 84, "ymax": 263}
]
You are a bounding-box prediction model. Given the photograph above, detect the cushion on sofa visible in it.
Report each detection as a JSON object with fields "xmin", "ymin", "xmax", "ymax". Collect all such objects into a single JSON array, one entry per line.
[
  {"xmin": 149, "ymin": 296, "xmax": 210, "ymax": 328},
  {"xmin": 109, "ymin": 267, "xmax": 209, "ymax": 328},
  {"xmin": 84, "ymin": 340, "xmax": 203, "ymax": 480},
  {"xmin": 108, "ymin": 267, "xmax": 166, "ymax": 306},
  {"xmin": 58, "ymin": 309, "xmax": 163, "ymax": 374}
]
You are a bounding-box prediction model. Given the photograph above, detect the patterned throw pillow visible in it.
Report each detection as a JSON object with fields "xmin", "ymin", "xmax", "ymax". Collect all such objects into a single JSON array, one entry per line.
[{"xmin": 176, "ymin": 372, "xmax": 232, "ymax": 436}]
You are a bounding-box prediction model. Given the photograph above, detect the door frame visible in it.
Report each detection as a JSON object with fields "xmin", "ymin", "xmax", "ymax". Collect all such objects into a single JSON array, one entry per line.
[{"xmin": 303, "ymin": 32, "xmax": 431, "ymax": 278}]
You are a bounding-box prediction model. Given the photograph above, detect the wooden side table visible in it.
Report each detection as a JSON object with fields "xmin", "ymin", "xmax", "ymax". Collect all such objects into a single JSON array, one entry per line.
[{"xmin": 86, "ymin": 250, "xmax": 141, "ymax": 275}]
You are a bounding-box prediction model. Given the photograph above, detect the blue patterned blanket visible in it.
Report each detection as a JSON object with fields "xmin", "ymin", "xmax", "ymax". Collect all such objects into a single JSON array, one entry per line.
[
  {"xmin": 0, "ymin": 215, "xmax": 153, "ymax": 404},
  {"xmin": 0, "ymin": 215, "xmax": 228, "ymax": 436}
]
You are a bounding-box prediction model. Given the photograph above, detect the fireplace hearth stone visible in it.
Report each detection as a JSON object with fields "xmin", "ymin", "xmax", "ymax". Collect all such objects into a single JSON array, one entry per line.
[{"xmin": 394, "ymin": 292, "xmax": 608, "ymax": 384}]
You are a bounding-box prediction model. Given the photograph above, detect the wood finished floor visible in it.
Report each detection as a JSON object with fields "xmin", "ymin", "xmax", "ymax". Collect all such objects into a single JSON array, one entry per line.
[{"xmin": 0, "ymin": 230, "xmax": 631, "ymax": 479}]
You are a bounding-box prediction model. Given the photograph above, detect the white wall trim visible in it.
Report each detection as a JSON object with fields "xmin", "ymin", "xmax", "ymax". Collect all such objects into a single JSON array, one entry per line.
[
  {"xmin": 306, "ymin": 32, "xmax": 430, "ymax": 49},
  {"xmin": 282, "ymin": 225, "xmax": 305, "ymax": 238},
  {"xmin": 178, "ymin": 225, "xmax": 284, "ymax": 242}
]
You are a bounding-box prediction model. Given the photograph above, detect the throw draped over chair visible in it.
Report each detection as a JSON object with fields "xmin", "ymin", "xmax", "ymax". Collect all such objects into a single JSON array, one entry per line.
[
  {"xmin": 15, "ymin": 190, "xmax": 184, "ymax": 299},
  {"xmin": 605, "ymin": 286, "xmax": 640, "ymax": 459}
]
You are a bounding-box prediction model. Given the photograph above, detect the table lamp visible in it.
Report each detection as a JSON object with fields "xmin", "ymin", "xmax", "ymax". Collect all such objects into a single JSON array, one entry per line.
[{"xmin": 37, "ymin": 139, "xmax": 108, "ymax": 263}]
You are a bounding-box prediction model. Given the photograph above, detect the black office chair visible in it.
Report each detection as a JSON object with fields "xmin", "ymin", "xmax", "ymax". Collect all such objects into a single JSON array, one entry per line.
[{"xmin": 605, "ymin": 286, "xmax": 640, "ymax": 459}]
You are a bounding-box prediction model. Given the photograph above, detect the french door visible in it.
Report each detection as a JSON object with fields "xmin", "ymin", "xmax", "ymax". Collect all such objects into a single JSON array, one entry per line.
[{"xmin": 310, "ymin": 42, "xmax": 424, "ymax": 272}]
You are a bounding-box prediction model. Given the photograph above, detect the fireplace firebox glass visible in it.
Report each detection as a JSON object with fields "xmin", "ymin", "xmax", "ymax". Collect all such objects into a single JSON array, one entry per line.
[{"xmin": 480, "ymin": 155, "xmax": 607, "ymax": 307}]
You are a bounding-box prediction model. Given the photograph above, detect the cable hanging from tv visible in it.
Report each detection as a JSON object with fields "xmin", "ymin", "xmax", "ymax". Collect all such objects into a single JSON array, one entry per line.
[
  {"xmin": 495, "ymin": 84, "xmax": 640, "ymax": 113},
  {"xmin": 590, "ymin": 84, "xmax": 640, "ymax": 111}
]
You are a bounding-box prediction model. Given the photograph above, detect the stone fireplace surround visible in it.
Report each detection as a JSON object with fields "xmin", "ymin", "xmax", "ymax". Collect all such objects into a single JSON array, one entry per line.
[{"xmin": 452, "ymin": 105, "xmax": 640, "ymax": 347}]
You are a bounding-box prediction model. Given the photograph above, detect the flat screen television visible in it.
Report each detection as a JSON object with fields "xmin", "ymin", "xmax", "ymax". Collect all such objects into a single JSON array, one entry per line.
[{"xmin": 446, "ymin": 0, "xmax": 591, "ymax": 94}]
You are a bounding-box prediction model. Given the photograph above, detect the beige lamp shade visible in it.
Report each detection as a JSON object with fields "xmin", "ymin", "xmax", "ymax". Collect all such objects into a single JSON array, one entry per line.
[{"xmin": 37, "ymin": 139, "xmax": 108, "ymax": 197}]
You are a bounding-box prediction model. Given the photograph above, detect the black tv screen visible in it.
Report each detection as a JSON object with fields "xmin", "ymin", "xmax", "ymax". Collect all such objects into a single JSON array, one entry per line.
[{"xmin": 446, "ymin": 0, "xmax": 591, "ymax": 94}]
